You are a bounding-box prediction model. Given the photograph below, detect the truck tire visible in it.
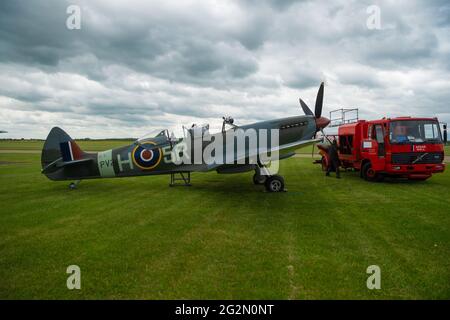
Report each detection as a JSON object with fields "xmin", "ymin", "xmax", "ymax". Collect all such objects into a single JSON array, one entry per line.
[{"xmin": 362, "ymin": 162, "xmax": 379, "ymax": 182}]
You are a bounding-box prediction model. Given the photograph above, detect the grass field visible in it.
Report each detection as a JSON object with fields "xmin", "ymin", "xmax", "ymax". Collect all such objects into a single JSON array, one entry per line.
[{"xmin": 0, "ymin": 141, "xmax": 449, "ymax": 299}]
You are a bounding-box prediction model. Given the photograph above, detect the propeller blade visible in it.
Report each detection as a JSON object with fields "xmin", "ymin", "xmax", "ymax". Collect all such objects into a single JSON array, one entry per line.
[
  {"xmin": 314, "ymin": 82, "xmax": 324, "ymax": 118},
  {"xmin": 299, "ymin": 98, "xmax": 314, "ymax": 116},
  {"xmin": 321, "ymin": 128, "xmax": 333, "ymax": 144}
]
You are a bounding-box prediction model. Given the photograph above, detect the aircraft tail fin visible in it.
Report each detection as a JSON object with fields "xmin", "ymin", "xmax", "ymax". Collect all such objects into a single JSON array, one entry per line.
[{"xmin": 41, "ymin": 127, "xmax": 87, "ymax": 180}]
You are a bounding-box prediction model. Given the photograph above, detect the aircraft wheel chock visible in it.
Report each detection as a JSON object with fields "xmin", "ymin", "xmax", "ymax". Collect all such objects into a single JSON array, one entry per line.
[{"xmin": 265, "ymin": 175, "xmax": 285, "ymax": 192}]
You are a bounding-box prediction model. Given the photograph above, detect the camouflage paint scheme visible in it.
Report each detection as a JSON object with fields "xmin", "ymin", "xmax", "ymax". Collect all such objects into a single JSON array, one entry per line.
[{"xmin": 41, "ymin": 115, "xmax": 318, "ymax": 181}]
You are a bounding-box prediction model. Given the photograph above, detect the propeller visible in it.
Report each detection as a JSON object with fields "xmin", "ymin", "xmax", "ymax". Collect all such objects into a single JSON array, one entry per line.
[
  {"xmin": 314, "ymin": 83, "xmax": 324, "ymax": 118},
  {"xmin": 299, "ymin": 99, "xmax": 314, "ymax": 117},
  {"xmin": 299, "ymin": 82, "xmax": 331, "ymax": 158},
  {"xmin": 298, "ymin": 82, "xmax": 330, "ymax": 134}
]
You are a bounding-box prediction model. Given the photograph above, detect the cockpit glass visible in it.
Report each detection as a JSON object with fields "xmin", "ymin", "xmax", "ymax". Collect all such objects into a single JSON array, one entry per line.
[{"xmin": 136, "ymin": 129, "xmax": 171, "ymax": 143}]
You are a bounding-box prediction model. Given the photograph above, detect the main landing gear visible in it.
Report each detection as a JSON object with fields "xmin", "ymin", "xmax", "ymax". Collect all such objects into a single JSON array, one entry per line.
[{"xmin": 254, "ymin": 167, "xmax": 285, "ymax": 192}]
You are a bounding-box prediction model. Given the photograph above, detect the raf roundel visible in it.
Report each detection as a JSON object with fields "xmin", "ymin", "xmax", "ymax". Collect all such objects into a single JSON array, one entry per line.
[{"xmin": 132, "ymin": 141, "xmax": 162, "ymax": 170}]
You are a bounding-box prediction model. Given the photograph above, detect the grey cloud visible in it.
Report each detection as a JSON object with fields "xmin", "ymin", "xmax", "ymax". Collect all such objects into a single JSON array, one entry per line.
[
  {"xmin": 0, "ymin": 1, "xmax": 80, "ymax": 66},
  {"xmin": 0, "ymin": 0, "xmax": 261, "ymax": 88},
  {"xmin": 0, "ymin": 0, "xmax": 449, "ymax": 138}
]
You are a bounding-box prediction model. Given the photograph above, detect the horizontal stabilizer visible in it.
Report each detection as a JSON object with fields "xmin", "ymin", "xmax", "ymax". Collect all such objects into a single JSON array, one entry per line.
[
  {"xmin": 42, "ymin": 157, "xmax": 93, "ymax": 174},
  {"xmin": 56, "ymin": 158, "xmax": 93, "ymax": 168}
]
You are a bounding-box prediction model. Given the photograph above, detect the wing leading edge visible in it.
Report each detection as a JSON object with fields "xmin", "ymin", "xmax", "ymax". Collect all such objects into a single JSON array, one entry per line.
[{"xmin": 205, "ymin": 137, "xmax": 322, "ymax": 171}]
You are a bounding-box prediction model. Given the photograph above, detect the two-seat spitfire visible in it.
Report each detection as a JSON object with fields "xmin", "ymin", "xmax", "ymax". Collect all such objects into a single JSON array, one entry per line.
[{"xmin": 41, "ymin": 83, "xmax": 330, "ymax": 192}]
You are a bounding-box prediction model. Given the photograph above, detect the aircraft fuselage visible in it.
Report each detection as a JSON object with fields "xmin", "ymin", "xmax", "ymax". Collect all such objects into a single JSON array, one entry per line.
[{"xmin": 43, "ymin": 115, "xmax": 317, "ymax": 181}]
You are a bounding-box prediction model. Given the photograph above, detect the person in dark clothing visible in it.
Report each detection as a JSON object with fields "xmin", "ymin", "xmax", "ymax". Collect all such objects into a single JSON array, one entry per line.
[{"xmin": 326, "ymin": 140, "xmax": 341, "ymax": 178}]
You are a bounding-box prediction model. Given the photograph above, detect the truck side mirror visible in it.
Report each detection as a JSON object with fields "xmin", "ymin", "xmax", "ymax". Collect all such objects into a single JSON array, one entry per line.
[{"xmin": 443, "ymin": 124, "xmax": 447, "ymax": 144}]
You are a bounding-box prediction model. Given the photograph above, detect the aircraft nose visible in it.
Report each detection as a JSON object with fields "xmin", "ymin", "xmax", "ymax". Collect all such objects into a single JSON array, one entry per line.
[{"xmin": 316, "ymin": 117, "xmax": 330, "ymax": 130}]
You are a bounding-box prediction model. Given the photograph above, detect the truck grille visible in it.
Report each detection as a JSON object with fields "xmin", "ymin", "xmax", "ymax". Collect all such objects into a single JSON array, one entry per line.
[{"xmin": 391, "ymin": 152, "xmax": 444, "ymax": 165}]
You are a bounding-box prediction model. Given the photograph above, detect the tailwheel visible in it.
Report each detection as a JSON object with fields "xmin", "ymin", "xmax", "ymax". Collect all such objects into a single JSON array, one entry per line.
[
  {"xmin": 69, "ymin": 180, "xmax": 81, "ymax": 190},
  {"xmin": 265, "ymin": 175, "xmax": 285, "ymax": 192},
  {"xmin": 253, "ymin": 173, "xmax": 267, "ymax": 185}
]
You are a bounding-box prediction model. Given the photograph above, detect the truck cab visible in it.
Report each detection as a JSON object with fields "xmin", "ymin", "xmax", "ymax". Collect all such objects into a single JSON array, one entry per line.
[{"xmin": 319, "ymin": 117, "xmax": 446, "ymax": 181}]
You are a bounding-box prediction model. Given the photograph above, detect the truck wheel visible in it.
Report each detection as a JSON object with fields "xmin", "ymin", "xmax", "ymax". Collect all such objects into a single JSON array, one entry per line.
[{"xmin": 362, "ymin": 162, "xmax": 378, "ymax": 182}]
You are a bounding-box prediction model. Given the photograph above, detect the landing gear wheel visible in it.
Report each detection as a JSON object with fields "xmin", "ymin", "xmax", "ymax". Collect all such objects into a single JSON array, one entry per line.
[
  {"xmin": 253, "ymin": 173, "xmax": 267, "ymax": 185},
  {"xmin": 265, "ymin": 175, "xmax": 285, "ymax": 192},
  {"xmin": 69, "ymin": 180, "xmax": 81, "ymax": 190},
  {"xmin": 362, "ymin": 163, "xmax": 379, "ymax": 182}
]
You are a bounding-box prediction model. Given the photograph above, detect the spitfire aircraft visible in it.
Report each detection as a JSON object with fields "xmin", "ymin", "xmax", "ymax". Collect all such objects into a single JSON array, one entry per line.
[{"xmin": 41, "ymin": 83, "xmax": 330, "ymax": 192}]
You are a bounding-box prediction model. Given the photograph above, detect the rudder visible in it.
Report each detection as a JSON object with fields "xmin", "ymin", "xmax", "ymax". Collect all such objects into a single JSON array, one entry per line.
[{"xmin": 41, "ymin": 127, "xmax": 85, "ymax": 180}]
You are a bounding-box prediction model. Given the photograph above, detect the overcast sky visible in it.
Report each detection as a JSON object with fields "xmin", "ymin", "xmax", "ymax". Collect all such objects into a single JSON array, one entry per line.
[{"xmin": 0, "ymin": 0, "xmax": 449, "ymax": 139}]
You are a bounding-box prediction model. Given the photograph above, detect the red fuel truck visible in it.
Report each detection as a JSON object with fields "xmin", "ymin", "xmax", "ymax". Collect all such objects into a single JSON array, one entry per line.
[{"xmin": 317, "ymin": 117, "xmax": 446, "ymax": 181}]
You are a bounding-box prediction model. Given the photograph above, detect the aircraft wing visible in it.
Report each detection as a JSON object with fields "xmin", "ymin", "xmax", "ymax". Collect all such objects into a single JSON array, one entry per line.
[
  {"xmin": 271, "ymin": 137, "xmax": 321, "ymax": 155},
  {"xmin": 204, "ymin": 137, "xmax": 322, "ymax": 171}
]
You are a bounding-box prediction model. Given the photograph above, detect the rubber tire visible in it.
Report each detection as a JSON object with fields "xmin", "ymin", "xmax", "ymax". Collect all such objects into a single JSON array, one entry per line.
[
  {"xmin": 362, "ymin": 162, "xmax": 378, "ymax": 182},
  {"xmin": 253, "ymin": 173, "xmax": 267, "ymax": 185},
  {"xmin": 265, "ymin": 175, "xmax": 285, "ymax": 192}
]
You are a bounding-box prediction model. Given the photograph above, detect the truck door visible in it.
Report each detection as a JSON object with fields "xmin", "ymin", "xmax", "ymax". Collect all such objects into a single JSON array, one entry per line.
[{"xmin": 374, "ymin": 124, "xmax": 385, "ymax": 157}]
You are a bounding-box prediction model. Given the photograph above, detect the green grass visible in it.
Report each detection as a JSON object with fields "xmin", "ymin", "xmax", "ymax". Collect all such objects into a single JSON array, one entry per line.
[{"xmin": 0, "ymin": 148, "xmax": 449, "ymax": 299}]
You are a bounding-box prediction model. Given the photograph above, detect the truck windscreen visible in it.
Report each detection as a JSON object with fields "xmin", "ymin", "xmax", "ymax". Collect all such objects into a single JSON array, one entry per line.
[{"xmin": 389, "ymin": 120, "xmax": 442, "ymax": 144}]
